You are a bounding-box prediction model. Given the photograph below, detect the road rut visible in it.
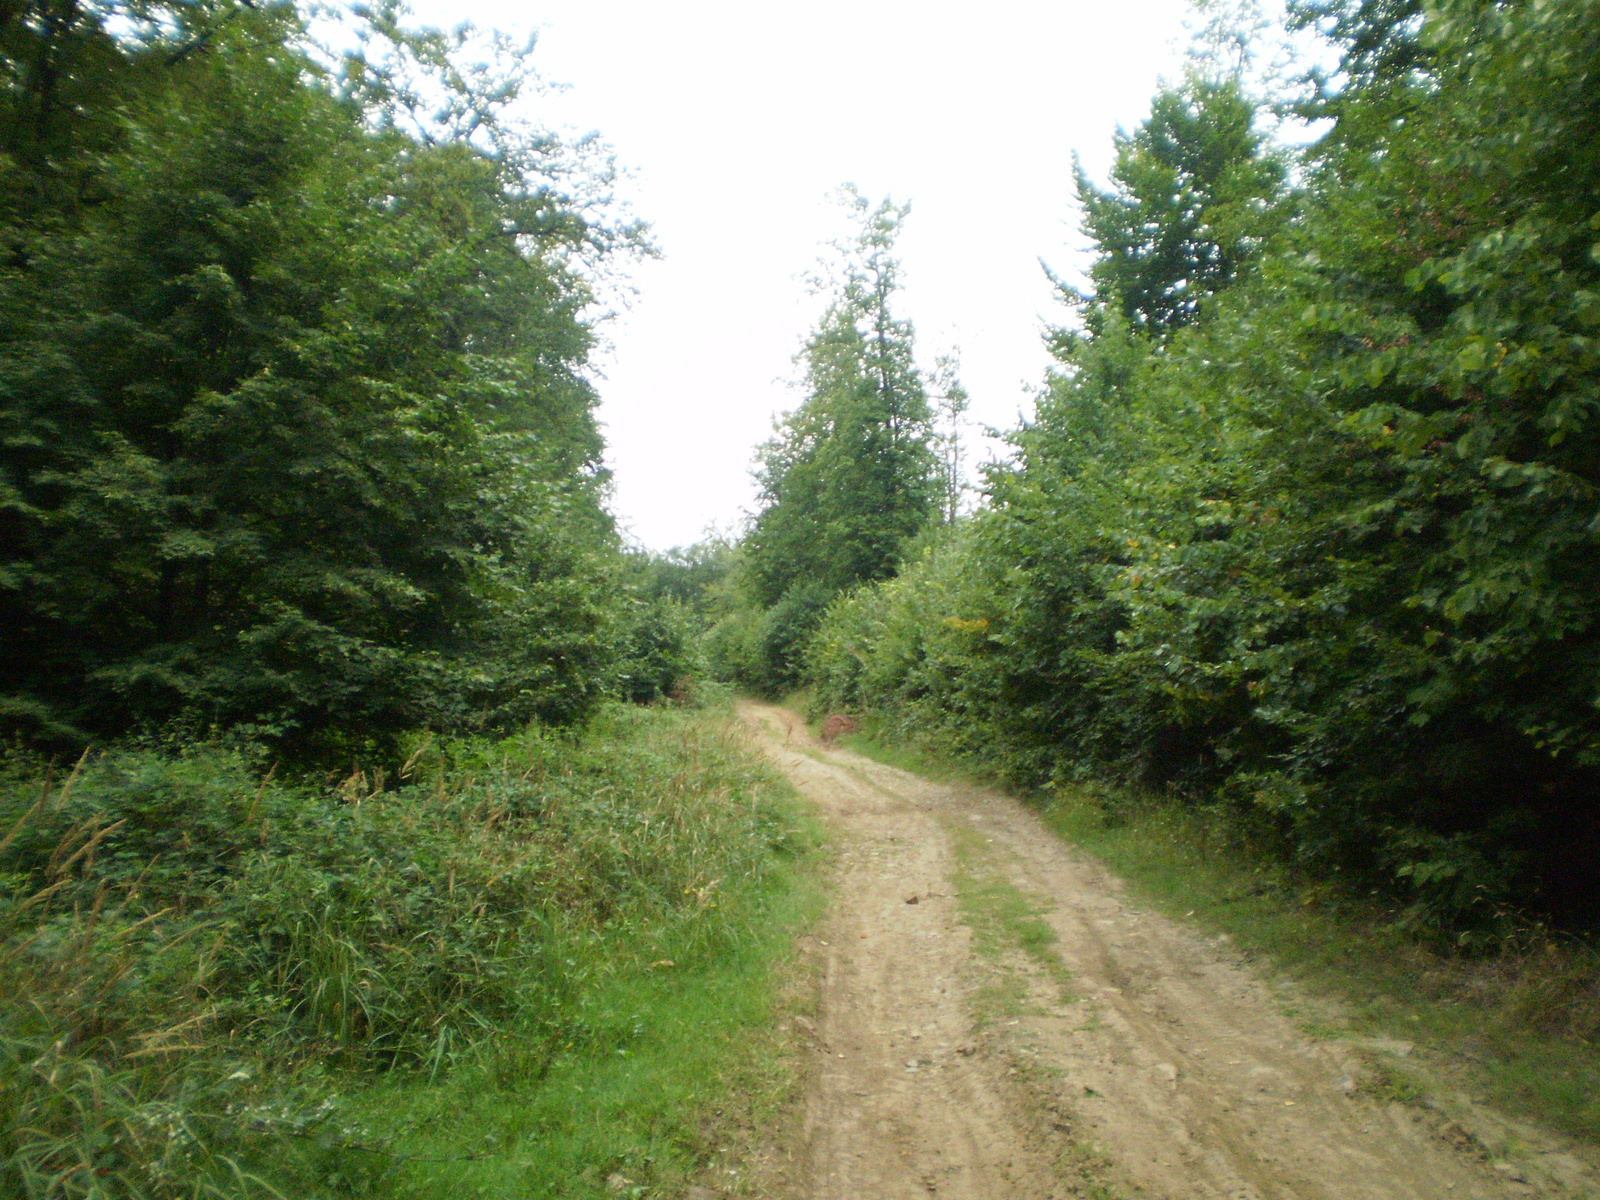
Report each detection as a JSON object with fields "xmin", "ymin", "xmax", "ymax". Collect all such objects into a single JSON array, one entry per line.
[{"xmin": 737, "ymin": 700, "xmax": 1598, "ymax": 1200}]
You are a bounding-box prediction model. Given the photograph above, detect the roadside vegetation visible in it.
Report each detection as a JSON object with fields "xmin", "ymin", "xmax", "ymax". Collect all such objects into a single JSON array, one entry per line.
[
  {"xmin": 1, "ymin": 701, "xmax": 824, "ymax": 1198},
  {"xmin": 691, "ymin": 0, "xmax": 1600, "ymax": 1148},
  {"xmin": 707, "ymin": 0, "xmax": 1600, "ymax": 940},
  {"xmin": 0, "ymin": 0, "xmax": 690, "ymax": 757},
  {"xmin": 803, "ymin": 0, "xmax": 1600, "ymax": 937},
  {"xmin": 0, "ymin": 4, "xmax": 819, "ymax": 1197},
  {"xmin": 829, "ymin": 713, "xmax": 1600, "ymax": 1144},
  {"xmin": 699, "ymin": 189, "xmax": 966, "ymax": 698},
  {"xmin": 1041, "ymin": 786, "xmax": 1600, "ymax": 1143},
  {"xmin": 8, "ymin": 0, "xmax": 1600, "ymax": 1189}
]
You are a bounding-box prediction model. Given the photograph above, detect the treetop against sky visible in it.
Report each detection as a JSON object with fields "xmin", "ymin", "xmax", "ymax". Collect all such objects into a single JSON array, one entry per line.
[{"xmin": 400, "ymin": 0, "xmax": 1197, "ymax": 549}]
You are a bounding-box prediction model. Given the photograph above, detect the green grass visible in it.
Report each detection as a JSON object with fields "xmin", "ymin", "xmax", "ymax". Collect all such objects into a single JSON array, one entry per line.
[
  {"xmin": 945, "ymin": 821, "xmax": 1074, "ymax": 1013},
  {"xmin": 343, "ymin": 848, "xmax": 824, "ymax": 1199},
  {"xmin": 801, "ymin": 701, "xmax": 1076, "ymax": 1012},
  {"xmin": 938, "ymin": 819, "xmax": 1125, "ymax": 1199},
  {"xmin": 1039, "ymin": 789, "xmax": 1600, "ymax": 1142},
  {"xmin": 825, "ymin": 714, "xmax": 1600, "ymax": 1147},
  {"xmin": 0, "ymin": 701, "xmax": 827, "ymax": 1199},
  {"xmin": 826, "ymin": 712, "xmax": 989, "ymax": 789}
]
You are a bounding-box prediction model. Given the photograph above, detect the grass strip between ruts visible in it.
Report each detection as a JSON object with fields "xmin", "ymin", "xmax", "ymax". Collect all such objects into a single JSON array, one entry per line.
[{"xmin": 824, "ymin": 713, "xmax": 1600, "ymax": 1149}]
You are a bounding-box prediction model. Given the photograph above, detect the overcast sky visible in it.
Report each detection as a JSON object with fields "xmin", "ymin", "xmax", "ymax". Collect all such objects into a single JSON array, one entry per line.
[{"xmin": 408, "ymin": 0, "xmax": 1196, "ymax": 550}]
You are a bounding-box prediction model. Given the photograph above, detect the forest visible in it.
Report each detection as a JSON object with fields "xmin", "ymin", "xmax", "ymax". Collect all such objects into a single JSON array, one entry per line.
[
  {"xmin": 709, "ymin": 0, "xmax": 1600, "ymax": 934},
  {"xmin": 0, "ymin": 2, "xmax": 759, "ymax": 1194},
  {"xmin": 2, "ymin": 0, "xmax": 1599, "ymax": 1194}
]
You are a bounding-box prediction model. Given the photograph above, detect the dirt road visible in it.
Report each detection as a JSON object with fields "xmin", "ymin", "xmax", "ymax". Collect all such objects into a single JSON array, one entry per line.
[{"xmin": 737, "ymin": 700, "xmax": 1598, "ymax": 1200}]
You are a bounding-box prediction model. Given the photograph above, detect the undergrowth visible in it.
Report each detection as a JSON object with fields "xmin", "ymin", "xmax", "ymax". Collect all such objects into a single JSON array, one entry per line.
[
  {"xmin": 830, "ymin": 714, "xmax": 1600, "ymax": 1147},
  {"xmin": 0, "ymin": 702, "xmax": 824, "ymax": 1198}
]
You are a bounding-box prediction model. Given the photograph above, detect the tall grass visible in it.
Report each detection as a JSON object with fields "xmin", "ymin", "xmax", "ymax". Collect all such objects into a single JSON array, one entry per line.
[{"xmin": 0, "ymin": 702, "xmax": 822, "ymax": 1198}]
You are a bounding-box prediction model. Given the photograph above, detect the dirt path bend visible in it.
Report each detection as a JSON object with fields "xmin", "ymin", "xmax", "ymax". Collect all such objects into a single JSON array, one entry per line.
[{"xmin": 737, "ymin": 700, "xmax": 1598, "ymax": 1200}]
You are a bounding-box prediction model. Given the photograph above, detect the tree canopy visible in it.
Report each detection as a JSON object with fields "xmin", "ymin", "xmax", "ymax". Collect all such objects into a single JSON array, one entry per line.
[
  {"xmin": 1073, "ymin": 74, "xmax": 1287, "ymax": 335},
  {"xmin": 744, "ymin": 190, "xmax": 939, "ymax": 606},
  {"xmin": 805, "ymin": 0, "xmax": 1600, "ymax": 929},
  {"xmin": 0, "ymin": 0, "xmax": 656, "ymax": 758},
  {"xmin": 704, "ymin": 190, "xmax": 947, "ymax": 695}
]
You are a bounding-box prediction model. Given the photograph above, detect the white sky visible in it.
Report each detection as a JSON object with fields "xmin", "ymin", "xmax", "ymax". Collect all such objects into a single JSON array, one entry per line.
[{"xmin": 410, "ymin": 0, "xmax": 1195, "ymax": 550}]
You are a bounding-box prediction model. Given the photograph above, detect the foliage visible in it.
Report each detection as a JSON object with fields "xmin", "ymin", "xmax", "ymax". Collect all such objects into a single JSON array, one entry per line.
[
  {"xmin": 611, "ymin": 540, "xmax": 743, "ymax": 702},
  {"xmin": 0, "ymin": 0, "xmax": 644, "ymax": 758},
  {"xmin": 626, "ymin": 538, "xmax": 738, "ymax": 620},
  {"xmin": 1288, "ymin": 0, "xmax": 1431, "ymax": 120},
  {"xmin": 930, "ymin": 352, "xmax": 971, "ymax": 524},
  {"xmin": 744, "ymin": 188, "xmax": 936, "ymax": 607},
  {"xmin": 0, "ymin": 702, "xmax": 816, "ymax": 1198},
  {"xmin": 611, "ymin": 590, "xmax": 701, "ymax": 704},
  {"xmin": 1035, "ymin": 779, "xmax": 1600, "ymax": 1142},
  {"xmin": 808, "ymin": 0, "xmax": 1600, "ymax": 929},
  {"xmin": 716, "ymin": 189, "xmax": 945, "ymax": 695},
  {"xmin": 1072, "ymin": 73, "xmax": 1287, "ymax": 334}
]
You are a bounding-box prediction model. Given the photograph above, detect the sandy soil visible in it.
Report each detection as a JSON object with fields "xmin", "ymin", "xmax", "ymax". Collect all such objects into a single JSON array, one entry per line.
[{"xmin": 736, "ymin": 700, "xmax": 1599, "ymax": 1200}]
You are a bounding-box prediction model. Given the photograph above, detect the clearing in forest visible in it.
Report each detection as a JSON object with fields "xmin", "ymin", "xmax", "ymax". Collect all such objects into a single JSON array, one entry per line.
[{"xmin": 736, "ymin": 700, "xmax": 1599, "ymax": 1200}]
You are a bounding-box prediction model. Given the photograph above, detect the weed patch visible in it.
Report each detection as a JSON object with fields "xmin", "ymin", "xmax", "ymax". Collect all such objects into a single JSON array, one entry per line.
[
  {"xmin": 0, "ymin": 703, "xmax": 825, "ymax": 1198},
  {"xmin": 1358, "ymin": 1057, "xmax": 1427, "ymax": 1107}
]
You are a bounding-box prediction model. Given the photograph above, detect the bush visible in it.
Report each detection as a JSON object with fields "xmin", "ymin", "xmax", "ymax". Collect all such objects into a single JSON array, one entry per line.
[
  {"xmin": 612, "ymin": 594, "xmax": 702, "ymax": 704},
  {"xmin": 704, "ymin": 583, "xmax": 833, "ymax": 698}
]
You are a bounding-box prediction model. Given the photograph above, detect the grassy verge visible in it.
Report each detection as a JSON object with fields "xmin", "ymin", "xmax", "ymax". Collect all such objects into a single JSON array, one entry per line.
[
  {"xmin": 826, "ymin": 714, "xmax": 1005, "ymax": 794},
  {"xmin": 826, "ymin": 716, "xmax": 1600, "ymax": 1148},
  {"xmin": 1, "ymin": 701, "xmax": 825, "ymax": 1199},
  {"xmin": 1041, "ymin": 790, "xmax": 1600, "ymax": 1143},
  {"xmin": 343, "ymin": 868, "xmax": 820, "ymax": 1198},
  {"xmin": 945, "ymin": 821, "xmax": 1074, "ymax": 1017}
]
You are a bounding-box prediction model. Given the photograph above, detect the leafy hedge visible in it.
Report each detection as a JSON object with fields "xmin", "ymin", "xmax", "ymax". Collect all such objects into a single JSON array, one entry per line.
[{"xmin": 808, "ymin": 0, "xmax": 1600, "ymax": 929}]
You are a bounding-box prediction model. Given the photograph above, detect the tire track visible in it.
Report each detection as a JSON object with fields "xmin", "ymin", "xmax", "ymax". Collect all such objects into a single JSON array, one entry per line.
[{"xmin": 738, "ymin": 701, "xmax": 1597, "ymax": 1200}]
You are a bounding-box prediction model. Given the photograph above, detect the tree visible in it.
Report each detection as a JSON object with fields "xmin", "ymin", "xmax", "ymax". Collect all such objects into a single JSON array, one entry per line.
[
  {"xmin": 1073, "ymin": 74, "xmax": 1286, "ymax": 335},
  {"xmin": 805, "ymin": 0, "xmax": 1600, "ymax": 926},
  {"xmin": 0, "ymin": 0, "xmax": 643, "ymax": 756},
  {"xmin": 1288, "ymin": 0, "xmax": 1430, "ymax": 109},
  {"xmin": 744, "ymin": 189, "xmax": 938, "ymax": 606},
  {"xmin": 930, "ymin": 351, "xmax": 970, "ymax": 525}
]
